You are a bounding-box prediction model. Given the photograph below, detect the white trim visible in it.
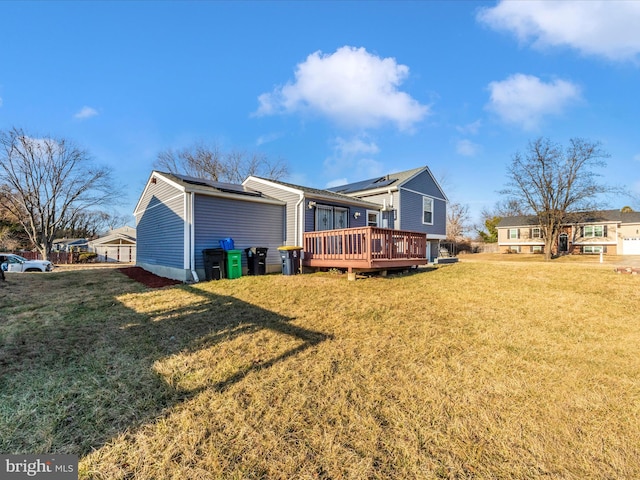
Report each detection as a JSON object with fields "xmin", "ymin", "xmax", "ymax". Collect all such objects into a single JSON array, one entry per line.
[
  {"xmin": 428, "ymin": 234, "xmax": 447, "ymax": 240},
  {"xmin": 134, "ymin": 192, "xmax": 184, "ymax": 217},
  {"xmin": 183, "ymin": 192, "xmax": 190, "ymax": 270},
  {"xmin": 400, "ymin": 186, "xmax": 447, "ymax": 202},
  {"xmin": 366, "ymin": 209, "xmax": 380, "ymax": 227},
  {"xmin": 295, "ymin": 194, "xmax": 304, "ymax": 247},
  {"xmin": 422, "ymin": 196, "xmax": 434, "ymax": 226},
  {"xmin": 244, "ymin": 176, "xmax": 379, "ymax": 209},
  {"xmin": 189, "ymin": 192, "xmax": 198, "ymax": 282},
  {"xmin": 244, "ymin": 175, "xmax": 303, "ymax": 196}
]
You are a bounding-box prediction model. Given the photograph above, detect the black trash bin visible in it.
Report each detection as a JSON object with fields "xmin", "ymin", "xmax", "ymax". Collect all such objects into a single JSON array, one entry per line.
[
  {"xmin": 277, "ymin": 246, "xmax": 302, "ymax": 275},
  {"xmin": 245, "ymin": 247, "xmax": 268, "ymax": 275},
  {"xmin": 202, "ymin": 248, "xmax": 226, "ymax": 280}
]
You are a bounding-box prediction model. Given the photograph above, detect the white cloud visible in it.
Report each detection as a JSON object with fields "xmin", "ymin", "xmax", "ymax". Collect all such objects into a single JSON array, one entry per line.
[
  {"xmin": 256, "ymin": 131, "xmax": 283, "ymax": 146},
  {"xmin": 74, "ymin": 106, "xmax": 98, "ymax": 120},
  {"xmin": 486, "ymin": 74, "xmax": 581, "ymax": 130},
  {"xmin": 477, "ymin": 1, "xmax": 640, "ymax": 62},
  {"xmin": 255, "ymin": 46, "xmax": 429, "ymax": 131},
  {"xmin": 456, "ymin": 139, "xmax": 480, "ymax": 157},
  {"xmin": 333, "ymin": 136, "xmax": 380, "ymax": 157},
  {"xmin": 325, "ymin": 178, "xmax": 349, "ymax": 189},
  {"xmin": 323, "ymin": 135, "xmax": 383, "ymax": 179},
  {"xmin": 456, "ymin": 120, "xmax": 482, "ymax": 135}
]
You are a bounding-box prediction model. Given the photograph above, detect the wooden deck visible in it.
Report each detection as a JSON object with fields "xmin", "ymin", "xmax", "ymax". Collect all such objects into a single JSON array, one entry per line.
[{"xmin": 302, "ymin": 227, "xmax": 428, "ymax": 277}]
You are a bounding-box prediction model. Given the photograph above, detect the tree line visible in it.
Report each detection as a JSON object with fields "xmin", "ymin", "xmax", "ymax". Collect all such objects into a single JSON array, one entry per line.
[
  {"xmin": 0, "ymin": 127, "xmax": 288, "ymax": 260},
  {"xmin": 1, "ymin": 125, "xmax": 627, "ymax": 262}
]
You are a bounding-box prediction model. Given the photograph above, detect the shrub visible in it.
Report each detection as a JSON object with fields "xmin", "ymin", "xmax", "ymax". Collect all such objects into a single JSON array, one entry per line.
[{"xmin": 77, "ymin": 252, "xmax": 98, "ymax": 263}]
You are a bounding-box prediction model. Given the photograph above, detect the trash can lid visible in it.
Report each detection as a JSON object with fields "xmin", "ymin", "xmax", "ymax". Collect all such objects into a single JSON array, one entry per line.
[{"xmin": 277, "ymin": 246, "xmax": 303, "ymax": 251}]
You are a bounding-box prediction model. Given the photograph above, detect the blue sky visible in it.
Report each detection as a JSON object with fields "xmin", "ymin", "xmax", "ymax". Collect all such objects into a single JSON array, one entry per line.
[{"xmin": 1, "ymin": 1, "xmax": 639, "ymax": 227}]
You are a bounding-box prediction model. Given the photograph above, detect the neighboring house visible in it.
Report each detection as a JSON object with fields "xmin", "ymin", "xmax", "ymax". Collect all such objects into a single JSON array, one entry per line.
[
  {"xmin": 497, "ymin": 210, "xmax": 640, "ymax": 255},
  {"xmin": 242, "ymin": 176, "xmax": 383, "ymax": 247},
  {"xmin": 89, "ymin": 226, "xmax": 137, "ymax": 263},
  {"xmin": 52, "ymin": 238, "xmax": 88, "ymax": 252},
  {"xmin": 327, "ymin": 166, "xmax": 448, "ymax": 262},
  {"xmin": 134, "ymin": 171, "xmax": 286, "ymax": 282}
]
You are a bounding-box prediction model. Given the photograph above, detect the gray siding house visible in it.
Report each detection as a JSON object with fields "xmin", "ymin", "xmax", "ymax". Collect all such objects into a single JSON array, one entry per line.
[
  {"xmin": 134, "ymin": 171, "xmax": 285, "ymax": 281},
  {"xmin": 242, "ymin": 176, "xmax": 382, "ymax": 247},
  {"xmin": 327, "ymin": 166, "xmax": 448, "ymax": 261}
]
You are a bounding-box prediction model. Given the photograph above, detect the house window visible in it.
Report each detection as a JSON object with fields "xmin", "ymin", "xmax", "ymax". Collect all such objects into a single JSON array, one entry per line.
[
  {"xmin": 316, "ymin": 205, "xmax": 334, "ymax": 231},
  {"xmin": 584, "ymin": 225, "xmax": 605, "ymax": 237},
  {"xmin": 583, "ymin": 245, "xmax": 604, "ymax": 254},
  {"xmin": 531, "ymin": 228, "xmax": 541, "ymax": 239},
  {"xmin": 531, "ymin": 245, "xmax": 543, "ymax": 253},
  {"xmin": 508, "ymin": 228, "xmax": 519, "ymax": 239},
  {"xmin": 366, "ymin": 210, "xmax": 380, "ymax": 227},
  {"xmin": 422, "ymin": 197, "xmax": 433, "ymax": 224},
  {"xmin": 315, "ymin": 205, "xmax": 349, "ymax": 231},
  {"xmin": 334, "ymin": 207, "xmax": 348, "ymax": 229}
]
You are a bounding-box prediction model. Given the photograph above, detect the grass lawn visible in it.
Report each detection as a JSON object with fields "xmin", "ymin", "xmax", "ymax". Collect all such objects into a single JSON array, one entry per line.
[{"xmin": 1, "ymin": 260, "xmax": 639, "ymax": 479}]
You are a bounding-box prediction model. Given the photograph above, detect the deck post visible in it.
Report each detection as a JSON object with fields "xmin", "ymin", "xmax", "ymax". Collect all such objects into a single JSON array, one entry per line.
[{"xmin": 347, "ymin": 267, "xmax": 356, "ymax": 281}]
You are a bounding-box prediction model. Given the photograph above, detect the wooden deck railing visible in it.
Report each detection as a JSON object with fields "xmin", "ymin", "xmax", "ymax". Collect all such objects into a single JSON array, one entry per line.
[{"xmin": 303, "ymin": 227, "xmax": 427, "ymax": 271}]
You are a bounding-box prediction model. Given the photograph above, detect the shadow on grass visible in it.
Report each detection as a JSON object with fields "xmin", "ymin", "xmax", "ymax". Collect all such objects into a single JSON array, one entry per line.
[{"xmin": 0, "ymin": 270, "xmax": 330, "ymax": 456}]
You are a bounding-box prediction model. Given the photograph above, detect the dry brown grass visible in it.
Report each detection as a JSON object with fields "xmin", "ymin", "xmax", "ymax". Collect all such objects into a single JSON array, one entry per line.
[{"xmin": 1, "ymin": 260, "xmax": 639, "ymax": 479}]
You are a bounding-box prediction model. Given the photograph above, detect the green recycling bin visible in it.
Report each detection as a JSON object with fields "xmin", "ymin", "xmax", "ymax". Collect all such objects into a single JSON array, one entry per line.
[{"xmin": 225, "ymin": 249, "xmax": 242, "ymax": 279}]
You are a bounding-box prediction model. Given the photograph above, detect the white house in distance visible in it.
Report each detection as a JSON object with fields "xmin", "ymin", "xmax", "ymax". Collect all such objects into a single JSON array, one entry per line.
[{"xmin": 88, "ymin": 226, "xmax": 137, "ymax": 263}]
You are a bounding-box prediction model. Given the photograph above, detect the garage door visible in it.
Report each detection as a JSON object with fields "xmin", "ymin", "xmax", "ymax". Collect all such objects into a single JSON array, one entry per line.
[{"xmin": 623, "ymin": 237, "xmax": 640, "ymax": 255}]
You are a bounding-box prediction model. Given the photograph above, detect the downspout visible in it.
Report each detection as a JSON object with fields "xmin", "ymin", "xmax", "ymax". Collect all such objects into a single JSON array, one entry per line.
[
  {"xmin": 190, "ymin": 192, "xmax": 199, "ymax": 282},
  {"xmin": 295, "ymin": 194, "xmax": 304, "ymax": 247}
]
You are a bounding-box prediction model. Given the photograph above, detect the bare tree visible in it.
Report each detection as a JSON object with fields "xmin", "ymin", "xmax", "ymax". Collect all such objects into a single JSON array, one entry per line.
[
  {"xmin": 476, "ymin": 199, "xmax": 530, "ymax": 243},
  {"xmin": 154, "ymin": 141, "xmax": 288, "ymax": 183},
  {"xmin": 0, "ymin": 127, "xmax": 120, "ymax": 259},
  {"xmin": 502, "ymin": 137, "xmax": 616, "ymax": 261},
  {"xmin": 446, "ymin": 202, "xmax": 470, "ymax": 241}
]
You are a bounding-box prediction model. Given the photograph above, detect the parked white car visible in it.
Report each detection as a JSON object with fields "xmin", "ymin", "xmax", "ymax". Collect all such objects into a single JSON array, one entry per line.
[{"xmin": 0, "ymin": 253, "xmax": 54, "ymax": 272}]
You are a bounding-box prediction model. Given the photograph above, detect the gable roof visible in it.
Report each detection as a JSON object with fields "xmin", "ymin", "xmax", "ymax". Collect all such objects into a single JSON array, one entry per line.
[
  {"xmin": 245, "ymin": 176, "xmax": 382, "ymax": 209},
  {"xmin": 134, "ymin": 171, "xmax": 285, "ymax": 215},
  {"xmin": 89, "ymin": 226, "xmax": 136, "ymax": 246},
  {"xmin": 498, "ymin": 210, "xmax": 640, "ymax": 228},
  {"xmin": 326, "ymin": 166, "xmax": 429, "ymax": 195}
]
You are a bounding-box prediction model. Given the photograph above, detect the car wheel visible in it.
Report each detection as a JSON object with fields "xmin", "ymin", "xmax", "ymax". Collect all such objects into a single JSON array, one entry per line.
[{"xmin": 25, "ymin": 268, "xmax": 42, "ymax": 272}]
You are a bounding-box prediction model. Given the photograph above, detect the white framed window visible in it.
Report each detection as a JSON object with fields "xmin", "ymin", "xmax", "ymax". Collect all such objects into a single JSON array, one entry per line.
[
  {"xmin": 584, "ymin": 225, "xmax": 605, "ymax": 237},
  {"xmin": 316, "ymin": 205, "xmax": 334, "ymax": 231},
  {"xmin": 315, "ymin": 205, "xmax": 349, "ymax": 231},
  {"xmin": 531, "ymin": 245, "xmax": 543, "ymax": 253},
  {"xmin": 531, "ymin": 228, "xmax": 541, "ymax": 238},
  {"xmin": 366, "ymin": 210, "xmax": 380, "ymax": 227},
  {"xmin": 508, "ymin": 228, "xmax": 519, "ymax": 239},
  {"xmin": 334, "ymin": 207, "xmax": 348, "ymax": 229},
  {"xmin": 583, "ymin": 245, "xmax": 604, "ymax": 254},
  {"xmin": 422, "ymin": 197, "xmax": 433, "ymax": 225}
]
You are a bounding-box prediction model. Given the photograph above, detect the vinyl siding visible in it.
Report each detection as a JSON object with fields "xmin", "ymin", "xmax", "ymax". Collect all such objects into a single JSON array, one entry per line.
[
  {"xmin": 243, "ymin": 178, "xmax": 301, "ymax": 245},
  {"xmin": 399, "ymin": 188, "xmax": 446, "ymax": 235},
  {"xmin": 347, "ymin": 191, "xmax": 398, "ymax": 229},
  {"xmin": 403, "ymin": 170, "xmax": 446, "ymax": 200},
  {"xmin": 193, "ymin": 194, "xmax": 285, "ymax": 272},
  {"xmin": 304, "ymin": 200, "xmax": 369, "ymax": 231},
  {"xmin": 135, "ymin": 177, "xmax": 185, "ymax": 269}
]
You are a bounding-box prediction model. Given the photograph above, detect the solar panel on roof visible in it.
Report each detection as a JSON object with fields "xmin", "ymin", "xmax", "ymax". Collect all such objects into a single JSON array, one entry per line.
[{"xmin": 218, "ymin": 186, "xmax": 262, "ymax": 197}]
